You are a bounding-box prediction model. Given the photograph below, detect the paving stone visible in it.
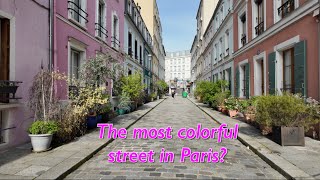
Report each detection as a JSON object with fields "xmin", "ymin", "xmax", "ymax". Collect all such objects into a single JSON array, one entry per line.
[
  {"xmin": 15, "ymin": 165, "xmax": 50, "ymax": 177},
  {"xmin": 65, "ymin": 97, "xmax": 285, "ymax": 179}
]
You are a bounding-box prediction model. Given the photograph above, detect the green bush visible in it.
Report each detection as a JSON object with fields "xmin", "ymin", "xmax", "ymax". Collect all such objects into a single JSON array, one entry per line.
[
  {"xmin": 121, "ymin": 73, "xmax": 145, "ymax": 102},
  {"xmin": 117, "ymin": 92, "xmax": 132, "ymax": 111},
  {"xmin": 156, "ymin": 80, "xmax": 168, "ymax": 96},
  {"xmin": 225, "ymin": 96, "xmax": 240, "ymax": 111},
  {"xmin": 255, "ymin": 94, "xmax": 320, "ymax": 129},
  {"xmin": 210, "ymin": 91, "xmax": 231, "ymax": 108},
  {"xmin": 28, "ymin": 121, "xmax": 59, "ymax": 135},
  {"xmin": 195, "ymin": 80, "xmax": 229, "ymax": 103}
]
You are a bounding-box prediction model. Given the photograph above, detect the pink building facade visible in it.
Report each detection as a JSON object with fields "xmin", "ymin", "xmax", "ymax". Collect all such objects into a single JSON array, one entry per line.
[
  {"xmin": 53, "ymin": 0, "xmax": 125, "ymax": 98},
  {"xmin": 0, "ymin": 0, "xmax": 50, "ymax": 150},
  {"xmin": 233, "ymin": 0, "xmax": 320, "ymax": 100}
]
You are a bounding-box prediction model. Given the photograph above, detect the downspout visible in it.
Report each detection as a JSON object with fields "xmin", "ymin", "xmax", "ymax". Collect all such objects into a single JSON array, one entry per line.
[
  {"xmin": 49, "ymin": 0, "xmax": 53, "ymax": 70},
  {"xmin": 318, "ymin": 0, "xmax": 320, "ymax": 101}
]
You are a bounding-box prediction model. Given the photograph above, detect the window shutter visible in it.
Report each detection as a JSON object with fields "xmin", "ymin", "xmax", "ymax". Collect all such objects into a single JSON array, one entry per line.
[
  {"xmin": 236, "ymin": 67, "xmax": 240, "ymax": 97},
  {"xmin": 245, "ymin": 63, "xmax": 250, "ymax": 99},
  {"xmin": 294, "ymin": 40, "xmax": 307, "ymax": 97},
  {"xmin": 227, "ymin": 67, "xmax": 232, "ymax": 91},
  {"xmin": 268, "ymin": 52, "xmax": 276, "ymax": 95}
]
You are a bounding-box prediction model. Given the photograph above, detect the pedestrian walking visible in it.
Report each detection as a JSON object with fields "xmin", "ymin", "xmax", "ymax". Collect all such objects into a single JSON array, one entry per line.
[{"xmin": 172, "ymin": 90, "xmax": 175, "ymax": 98}]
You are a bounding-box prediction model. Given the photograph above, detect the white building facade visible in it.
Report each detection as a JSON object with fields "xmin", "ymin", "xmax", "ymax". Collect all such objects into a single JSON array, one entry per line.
[
  {"xmin": 165, "ymin": 50, "xmax": 191, "ymax": 89},
  {"xmin": 124, "ymin": 0, "xmax": 153, "ymax": 93}
]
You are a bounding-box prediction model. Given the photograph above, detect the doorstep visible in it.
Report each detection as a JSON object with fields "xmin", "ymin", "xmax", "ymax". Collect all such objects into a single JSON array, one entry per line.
[
  {"xmin": 189, "ymin": 97, "xmax": 320, "ymax": 180},
  {"xmin": 0, "ymin": 99, "xmax": 165, "ymax": 180}
]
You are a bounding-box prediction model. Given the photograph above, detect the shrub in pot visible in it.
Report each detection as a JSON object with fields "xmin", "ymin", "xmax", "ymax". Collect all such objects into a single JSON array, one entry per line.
[
  {"xmin": 117, "ymin": 92, "xmax": 131, "ymax": 115},
  {"xmin": 225, "ymin": 96, "xmax": 239, "ymax": 118},
  {"xmin": 28, "ymin": 121, "xmax": 59, "ymax": 152},
  {"xmin": 256, "ymin": 94, "xmax": 320, "ymax": 146},
  {"xmin": 239, "ymin": 97, "xmax": 259, "ymax": 124},
  {"xmin": 211, "ymin": 91, "xmax": 230, "ymax": 111},
  {"xmin": 150, "ymin": 93, "xmax": 157, "ymax": 102}
]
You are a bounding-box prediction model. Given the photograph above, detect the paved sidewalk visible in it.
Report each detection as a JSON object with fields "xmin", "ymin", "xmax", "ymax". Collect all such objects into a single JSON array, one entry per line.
[
  {"xmin": 189, "ymin": 98, "xmax": 320, "ymax": 180},
  {"xmin": 0, "ymin": 99, "xmax": 165, "ymax": 179},
  {"xmin": 65, "ymin": 97, "xmax": 284, "ymax": 179}
]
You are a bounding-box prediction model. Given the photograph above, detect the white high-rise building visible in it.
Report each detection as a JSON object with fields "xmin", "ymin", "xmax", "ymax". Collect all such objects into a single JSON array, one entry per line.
[{"xmin": 165, "ymin": 50, "xmax": 191, "ymax": 89}]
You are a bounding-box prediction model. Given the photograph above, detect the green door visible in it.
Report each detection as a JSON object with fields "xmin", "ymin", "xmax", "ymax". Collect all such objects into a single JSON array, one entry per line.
[
  {"xmin": 294, "ymin": 41, "xmax": 307, "ymax": 97},
  {"xmin": 268, "ymin": 52, "xmax": 276, "ymax": 95}
]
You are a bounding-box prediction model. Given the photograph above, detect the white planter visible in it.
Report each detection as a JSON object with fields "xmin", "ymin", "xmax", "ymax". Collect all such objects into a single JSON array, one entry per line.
[
  {"xmin": 29, "ymin": 134, "xmax": 53, "ymax": 152},
  {"xmin": 157, "ymin": 96, "xmax": 159, "ymax": 100}
]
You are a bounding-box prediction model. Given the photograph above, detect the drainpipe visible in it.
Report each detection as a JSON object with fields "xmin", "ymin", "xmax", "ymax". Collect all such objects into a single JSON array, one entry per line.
[
  {"xmin": 49, "ymin": 0, "xmax": 53, "ymax": 70},
  {"xmin": 318, "ymin": 0, "xmax": 320, "ymax": 101}
]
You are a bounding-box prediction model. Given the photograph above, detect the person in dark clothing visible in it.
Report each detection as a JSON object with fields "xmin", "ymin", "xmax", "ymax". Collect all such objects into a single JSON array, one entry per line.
[{"xmin": 172, "ymin": 90, "xmax": 175, "ymax": 98}]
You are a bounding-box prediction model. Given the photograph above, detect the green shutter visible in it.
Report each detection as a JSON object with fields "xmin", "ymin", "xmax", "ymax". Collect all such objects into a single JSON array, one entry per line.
[
  {"xmin": 294, "ymin": 40, "xmax": 307, "ymax": 97},
  {"xmin": 236, "ymin": 67, "xmax": 240, "ymax": 97},
  {"xmin": 245, "ymin": 63, "xmax": 250, "ymax": 99},
  {"xmin": 227, "ymin": 67, "xmax": 232, "ymax": 92},
  {"xmin": 268, "ymin": 52, "xmax": 276, "ymax": 95}
]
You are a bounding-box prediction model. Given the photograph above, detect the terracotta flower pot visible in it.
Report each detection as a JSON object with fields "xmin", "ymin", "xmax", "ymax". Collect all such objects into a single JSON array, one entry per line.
[
  {"xmin": 222, "ymin": 108, "xmax": 228, "ymax": 115},
  {"xmin": 228, "ymin": 110, "xmax": 238, "ymax": 118},
  {"xmin": 259, "ymin": 124, "xmax": 272, "ymax": 135},
  {"xmin": 218, "ymin": 106, "xmax": 222, "ymax": 112}
]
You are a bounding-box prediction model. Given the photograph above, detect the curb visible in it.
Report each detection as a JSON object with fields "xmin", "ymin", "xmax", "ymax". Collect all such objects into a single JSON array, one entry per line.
[
  {"xmin": 187, "ymin": 97, "xmax": 314, "ymax": 180},
  {"xmin": 36, "ymin": 98, "xmax": 166, "ymax": 180}
]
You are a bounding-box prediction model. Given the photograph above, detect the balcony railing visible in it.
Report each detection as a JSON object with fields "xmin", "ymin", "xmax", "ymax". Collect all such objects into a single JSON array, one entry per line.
[
  {"xmin": 278, "ymin": 0, "xmax": 295, "ymax": 18},
  {"xmin": 225, "ymin": 48, "xmax": 229, "ymax": 56},
  {"xmin": 241, "ymin": 34, "xmax": 247, "ymax": 46},
  {"xmin": 95, "ymin": 23, "xmax": 108, "ymax": 38},
  {"xmin": 0, "ymin": 80, "xmax": 22, "ymax": 103},
  {"xmin": 128, "ymin": 47, "xmax": 133, "ymax": 57},
  {"xmin": 67, "ymin": 1, "xmax": 88, "ymax": 23},
  {"xmin": 255, "ymin": 21, "xmax": 264, "ymax": 36},
  {"xmin": 111, "ymin": 36, "xmax": 120, "ymax": 47}
]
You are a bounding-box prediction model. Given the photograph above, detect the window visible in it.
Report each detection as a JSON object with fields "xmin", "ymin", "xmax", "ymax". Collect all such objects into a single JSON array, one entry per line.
[
  {"xmin": 255, "ymin": 0, "xmax": 264, "ymax": 36},
  {"xmin": 134, "ymin": 40, "xmax": 138, "ymax": 59},
  {"xmin": 70, "ymin": 49, "xmax": 81, "ymax": 82},
  {"xmin": 279, "ymin": 0, "xmax": 295, "ymax": 18},
  {"xmin": 112, "ymin": 15, "xmax": 120, "ymax": 49},
  {"xmin": 128, "ymin": 32, "xmax": 132, "ymax": 57},
  {"xmin": 240, "ymin": 13, "xmax": 247, "ymax": 46},
  {"xmin": 0, "ymin": 18, "xmax": 10, "ymax": 103},
  {"xmin": 68, "ymin": 0, "xmax": 88, "ymax": 25},
  {"xmin": 225, "ymin": 31, "xmax": 230, "ymax": 56},
  {"xmin": 139, "ymin": 46, "xmax": 142, "ymax": 65},
  {"xmin": 95, "ymin": 0, "xmax": 107, "ymax": 40},
  {"xmin": 220, "ymin": 6, "xmax": 224, "ymax": 22},
  {"xmin": 283, "ymin": 48, "xmax": 294, "ymax": 93}
]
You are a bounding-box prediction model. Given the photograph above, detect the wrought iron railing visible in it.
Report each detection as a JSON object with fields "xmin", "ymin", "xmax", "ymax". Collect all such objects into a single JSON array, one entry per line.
[
  {"xmin": 128, "ymin": 47, "xmax": 133, "ymax": 57},
  {"xmin": 67, "ymin": 1, "xmax": 88, "ymax": 23},
  {"xmin": 278, "ymin": 0, "xmax": 295, "ymax": 18},
  {"xmin": 111, "ymin": 36, "xmax": 120, "ymax": 47},
  {"xmin": 95, "ymin": 23, "xmax": 108, "ymax": 38},
  {"xmin": 241, "ymin": 34, "xmax": 247, "ymax": 46},
  {"xmin": 255, "ymin": 21, "xmax": 264, "ymax": 36},
  {"xmin": 0, "ymin": 80, "xmax": 22, "ymax": 103},
  {"xmin": 225, "ymin": 48, "xmax": 230, "ymax": 56}
]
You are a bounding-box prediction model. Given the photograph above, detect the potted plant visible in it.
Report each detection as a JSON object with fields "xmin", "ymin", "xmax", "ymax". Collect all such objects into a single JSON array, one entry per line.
[
  {"xmin": 225, "ymin": 96, "xmax": 239, "ymax": 118},
  {"xmin": 121, "ymin": 73, "xmax": 145, "ymax": 110},
  {"xmin": 28, "ymin": 121, "xmax": 59, "ymax": 152},
  {"xmin": 117, "ymin": 92, "xmax": 131, "ymax": 115},
  {"xmin": 27, "ymin": 68, "xmax": 64, "ymax": 152},
  {"xmin": 150, "ymin": 92, "xmax": 157, "ymax": 102},
  {"xmin": 256, "ymin": 94, "xmax": 320, "ymax": 146}
]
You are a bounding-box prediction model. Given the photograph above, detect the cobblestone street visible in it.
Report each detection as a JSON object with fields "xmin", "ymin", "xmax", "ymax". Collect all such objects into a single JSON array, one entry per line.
[{"xmin": 65, "ymin": 97, "xmax": 284, "ymax": 179}]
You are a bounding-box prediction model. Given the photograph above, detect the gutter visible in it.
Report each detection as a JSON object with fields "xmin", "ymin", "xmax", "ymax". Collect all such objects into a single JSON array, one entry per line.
[{"xmin": 49, "ymin": 0, "xmax": 53, "ymax": 70}]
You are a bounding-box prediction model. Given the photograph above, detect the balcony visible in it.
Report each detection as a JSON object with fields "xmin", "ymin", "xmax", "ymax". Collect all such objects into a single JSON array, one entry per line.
[
  {"xmin": 278, "ymin": 0, "xmax": 295, "ymax": 18},
  {"xmin": 255, "ymin": 21, "xmax": 264, "ymax": 36},
  {"xmin": 241, "ymin": 34, "xmax": 247, "ymax": 46},
  {"xmin": 95, "ymin": 23, "xmax": 108, "ymax": 39},
  {"xmin": 67, "ymin": 1, "xmax": 88, "ymax": 24},
  {"xmin": 0, "ymin": 81, "xmax": 22, "ymax": 103},
  {"xmin": 111, "ymin": 36, "xmax": 120, "ymax": 48}
]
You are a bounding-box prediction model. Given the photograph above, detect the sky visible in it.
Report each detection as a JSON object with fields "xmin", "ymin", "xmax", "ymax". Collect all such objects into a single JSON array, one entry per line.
[{"xmin": 157, "ymin": 0, "xmax": 200, "ymax": 53}]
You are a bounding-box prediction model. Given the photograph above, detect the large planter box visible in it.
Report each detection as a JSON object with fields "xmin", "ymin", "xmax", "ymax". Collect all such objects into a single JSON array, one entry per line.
[{"xmin": 272, "ymin": 126, "xmax": 305, "ymax": 146}]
